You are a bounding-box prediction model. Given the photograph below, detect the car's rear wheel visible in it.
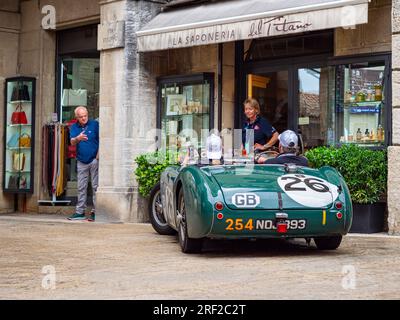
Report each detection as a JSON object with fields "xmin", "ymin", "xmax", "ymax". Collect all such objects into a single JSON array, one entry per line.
[
  {"xmin": 314, "ymin": 235, "xmax": 342, "ymax": 250},
  {"xmin": 177, "ymin": 190, "xmax": 203, "ymax": 253},
  {"xmin": 149, "ymin": 183, "xmax": 175, "ymax": 235}
]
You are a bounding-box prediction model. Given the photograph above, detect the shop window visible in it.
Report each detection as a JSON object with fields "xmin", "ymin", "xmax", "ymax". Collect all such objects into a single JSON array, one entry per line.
[
  {"xmin": 298, "ymin": 67, "xmax": 335, "ymax": 150},
  {"xmin": 158, "ymin": 74, "xmax": 214, "ymax": 153},
  {"xmin": 330, "ymin": 61, "xmax": 387, "ymax": 147}
]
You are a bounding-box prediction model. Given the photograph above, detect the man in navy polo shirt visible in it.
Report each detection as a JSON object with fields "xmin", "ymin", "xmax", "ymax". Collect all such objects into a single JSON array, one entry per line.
[
  {"xmin": 68, "ymin": 106, "xmax": 99, "ymax": 221},
  {"xmin": 257, "ymin": 130, "xmax": 308, "ymax": 167}
]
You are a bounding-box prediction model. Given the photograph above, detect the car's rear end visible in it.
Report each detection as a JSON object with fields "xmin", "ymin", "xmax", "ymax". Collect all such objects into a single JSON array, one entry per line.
[{"xmin": 201, "ymin": 164, "xmax": 352, "ymax": 240}]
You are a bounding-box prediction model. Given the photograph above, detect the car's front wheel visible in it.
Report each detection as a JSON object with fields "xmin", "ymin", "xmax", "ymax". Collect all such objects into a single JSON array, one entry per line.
[
  {"xmin": 314, "ymin": 235, "xmax": 342, "ymax": 250},
  {"xmin": 148, "ymin": 183, "xmax": 175, "ymax": 235},
  {"xmin": 177, "ymin": 190, "xmax": 203, "ymax": 253}
]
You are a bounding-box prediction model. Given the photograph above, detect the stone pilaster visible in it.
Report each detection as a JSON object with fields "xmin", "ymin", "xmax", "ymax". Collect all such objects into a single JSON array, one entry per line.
[
  {"xmin": 0, "ymin": 6, "xmax": 20, "ymax": 213},
  {"xmin": 96, "ymin": 0, "xmax": 163, "ymax": 222},
  {"xmin": 388, "ymin": 146, "xmax": 400, "ymax": 234},
  {"xmin": 388, "ymin": 0, "xmax": 400, "ymax": 234}
]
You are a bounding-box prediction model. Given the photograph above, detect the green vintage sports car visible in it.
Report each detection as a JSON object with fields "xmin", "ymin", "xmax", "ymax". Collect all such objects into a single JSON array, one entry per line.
[{"xmin": 149, "ymin": 162, "xmax": 353, "ymax": 253}]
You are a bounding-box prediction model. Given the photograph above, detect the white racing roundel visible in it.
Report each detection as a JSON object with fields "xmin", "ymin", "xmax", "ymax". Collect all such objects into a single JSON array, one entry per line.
[{"xmin": 277, "ymin": 174, "xmax": 339, "ymax": 207}]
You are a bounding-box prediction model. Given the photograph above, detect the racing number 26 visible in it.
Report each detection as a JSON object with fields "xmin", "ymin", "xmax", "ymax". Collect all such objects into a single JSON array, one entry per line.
[
  {"xmin": 282, "ymin": 175, "xmax": 330, "ymax": 193},
  {"xmin": 225, "ymin": 218, "xmax": 254, "ymax": 231}
]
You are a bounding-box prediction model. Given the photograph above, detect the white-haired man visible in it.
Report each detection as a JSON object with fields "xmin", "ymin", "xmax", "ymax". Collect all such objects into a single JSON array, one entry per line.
[
  {"xmin": 257, "ymin": 130, "xmax": 308, "ymax": 166},
  {"xmin": 68, "ymin": 106, "xmax": 99, "ymax": 221}
]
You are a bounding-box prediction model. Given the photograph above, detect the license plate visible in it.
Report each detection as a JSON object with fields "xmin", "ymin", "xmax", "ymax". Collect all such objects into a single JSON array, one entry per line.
[
  {"xmin": 224, "ymin": 218, "xmax": 306, "ymax": 231},
  {"xmin": 255, "ymin": 219, "xmax": 306, "ymax": 230}
]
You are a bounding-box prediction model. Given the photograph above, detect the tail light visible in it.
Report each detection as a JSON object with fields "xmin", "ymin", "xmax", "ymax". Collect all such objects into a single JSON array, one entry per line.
[
  {"xmin": 277, "ymin": 222, "xmax": 288, "ymax": 233},
  {"xmin": 275, "ymin": 213, "xmax": 288, "ymax": 233},
  {"xmin": 216, "ymin": 212, "xmax": 224, "ymax": 220},
  {"xmin": 336, "ymin": 212, "xmax": 343, "ymax": 220},
  {"xmin": 215, "ymin": 202, "xmax": 224, "ymax": 211},
  {"xmin": 335, "ymin": 201, "xmax": 343, "ymax": 210}
]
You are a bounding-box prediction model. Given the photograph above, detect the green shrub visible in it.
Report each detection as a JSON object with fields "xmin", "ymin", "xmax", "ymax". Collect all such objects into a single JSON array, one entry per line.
[
  {"xmin": 134, "ymin": 151, "xmax": 178, "ymax": 197},
  {"xmin": 305, "ymin": 144, "xmax": 387, "ymax": 204}
]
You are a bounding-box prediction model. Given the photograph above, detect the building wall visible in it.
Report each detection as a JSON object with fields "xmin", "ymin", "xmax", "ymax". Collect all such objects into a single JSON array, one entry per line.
[
  {"xmin": 0, "ymin": 0, "xmax": 100, "ymax": 213},
  {"xmin": 389, "ymin": 0, "xmax": 400, "ymax": 234},
  {"xmin": 0, "ymin": 3, "xmax": 20, "ymax": 212},
  {"xmin": 335, "ymin": 0, "xmax": 391, "ymax": 56},
  {"xmin": 96, "ymin": 0, "xmax": 165, "ymax": 222},
  {"xmin": 21, "ymin": 0, "xmax": 99, "ymax": 212}
]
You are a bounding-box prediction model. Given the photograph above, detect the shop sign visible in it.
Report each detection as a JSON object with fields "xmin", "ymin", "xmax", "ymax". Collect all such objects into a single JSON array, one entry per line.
[
  {"xmin": 349, "ymin": 106, "xmax": 380, "ymax": 114},
  {"xmin": 98, "ymin": 21, "xmax": 125, "ymax": 51},
  {"xmin": 137, "ymin": 3, "xmax": 368, "ymax": 52}
]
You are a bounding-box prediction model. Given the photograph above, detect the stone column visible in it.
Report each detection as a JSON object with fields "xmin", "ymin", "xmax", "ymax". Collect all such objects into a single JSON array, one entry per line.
[
  {"xmin": 388, "ymin": 0, "xmax": 400, "ymax": 234},
  {"xmin": 96, "ymin": 0, "xmax": 162, "ymax": 222}
]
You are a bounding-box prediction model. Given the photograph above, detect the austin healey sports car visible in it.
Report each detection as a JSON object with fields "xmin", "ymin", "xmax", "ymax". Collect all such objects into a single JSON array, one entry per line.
[{"xmin": 149, "ymin": 160, "xmax": 353, "ymax": 253}]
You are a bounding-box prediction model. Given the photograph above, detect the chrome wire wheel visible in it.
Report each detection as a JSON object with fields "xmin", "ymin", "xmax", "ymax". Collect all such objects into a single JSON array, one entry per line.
[
  {"xmin": 152, "ymin": 189, "xmax": 167, "ymax": 227},
  {"xmin": 148, "ymin": 183, "xmax": 175, "ymax": 235},
  {"xmin": 177, "ymin": 190, "xmax": 203, "ymax": 253},
  {"xmin": 178, "ymin": 195, "xmax": 187, "ymax": 247}
]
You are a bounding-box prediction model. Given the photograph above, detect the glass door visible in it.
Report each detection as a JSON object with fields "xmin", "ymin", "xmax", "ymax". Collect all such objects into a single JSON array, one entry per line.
[
  {"xmin": 297, "ymin": 67, "xmax": 335, "ymax": 150},
  {"xmin": 247, "ymin": 71, "xmax": 289, "ymax": 135},
  {"xmin": 59, "ymin": 57, "xmax": 100, "ymax": 200}
]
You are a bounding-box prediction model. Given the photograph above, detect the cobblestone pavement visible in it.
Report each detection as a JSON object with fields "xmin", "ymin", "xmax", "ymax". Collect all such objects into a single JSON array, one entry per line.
[{"xmin": 0, "ymin": 214, "xmax": 399, "ymax": 300}]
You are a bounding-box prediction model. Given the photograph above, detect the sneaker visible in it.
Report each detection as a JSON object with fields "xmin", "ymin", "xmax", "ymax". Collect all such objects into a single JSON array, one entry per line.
[
  {"xmin": 88, "ymin": 210, "xmax": 95, "ymax": 222},
  {"xmin": 68, "ymin": 213, "xmax": 86, "ymax": 220}
]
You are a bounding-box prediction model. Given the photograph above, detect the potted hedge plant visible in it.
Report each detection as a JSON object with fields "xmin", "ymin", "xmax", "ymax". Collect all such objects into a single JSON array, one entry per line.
[
  {"xmin": 134, "ymin": 151, "xmax": 179, "ymax": 233},
  {"xmin": 305, "ymin": 144, "xmax": 387, "ymax": 233}
]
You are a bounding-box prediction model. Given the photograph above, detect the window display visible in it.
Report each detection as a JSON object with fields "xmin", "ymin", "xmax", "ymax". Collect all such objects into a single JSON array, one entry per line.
[
  {"xmin": 158, "ymin": 73, "xmax": 214, "ymax": 154},
  {"xmin": 332, "ymin": 61, "xmax": 387, "ymax": 146},
  {"xmin": 3, "ymin": 77, "xmax": 35, "ymax": 193}
]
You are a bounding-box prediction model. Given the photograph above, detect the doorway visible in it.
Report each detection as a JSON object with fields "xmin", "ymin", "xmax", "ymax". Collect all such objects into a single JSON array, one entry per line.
[
  {"xmin": 56, "ymin": 24, "xmax": 100, "ymax": 203},
  {"xmin": 242, "ymin": 59, "xmax": 333, "ymax": 152},
  {"xmin": 247, "ymin": 71, "xmax": 288, "ymax": 135}
]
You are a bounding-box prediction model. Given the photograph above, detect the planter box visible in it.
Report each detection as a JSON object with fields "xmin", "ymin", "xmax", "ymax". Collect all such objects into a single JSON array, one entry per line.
[{"xmin": 350, "ymin": 203, "xmax": 385, "ymax": 233}]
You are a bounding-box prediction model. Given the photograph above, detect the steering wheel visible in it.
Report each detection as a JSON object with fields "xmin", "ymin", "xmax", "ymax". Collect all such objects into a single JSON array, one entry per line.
[{"xmin": 254, "ymin": 150, "xmax": 279, "ymax": 162}]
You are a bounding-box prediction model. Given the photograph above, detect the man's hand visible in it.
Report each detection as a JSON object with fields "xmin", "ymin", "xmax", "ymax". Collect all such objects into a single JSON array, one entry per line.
[
  {"xmin": 71, "ymin": 131, "xmax": 88, "ymax": 145},
  {"xmin": 77, "ymin": 131, "xmax": 88, "ymax": 142}
]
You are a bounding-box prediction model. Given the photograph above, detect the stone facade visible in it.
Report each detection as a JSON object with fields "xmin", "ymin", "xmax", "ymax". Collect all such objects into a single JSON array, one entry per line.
[
  {"xmin": 96, "ymin": 0, "xmax": 163, "ymax": 222},
  {"xmin": 389, "ymin": 0, "xmax": 400, "ymax": 234},
  {"xmin": 95, "ymin": 0, "xmax": 222, "ymax": 222},
  {"xmin": 0, "ymin": 2, "xmax": 20, "ymax": 213},
  {"xmin": 0, "ymin": 0, "xmax": 100, "ymax": 213},
  {"xmin": 335, "ymin": 0, "xmax": 391, "ymax": 56}
]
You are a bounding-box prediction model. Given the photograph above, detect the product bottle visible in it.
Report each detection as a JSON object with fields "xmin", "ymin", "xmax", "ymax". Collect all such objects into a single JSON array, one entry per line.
[
  {"xmin": 369, "ymin": 129, "xmax": 374, "ymax": 140},
  {"xmin": 374, "ymin": 84, "xmax": 382, "ymax": 101},
  {"xmin": 364, "ymin": 128, "xmax": 369, "ymax": 138},
  {"xmin": 366, "ymin": 87, "xmax": 372, "ymax": 101},
  {"xmin": 356, "ymin": 128, "xmax": 362, "ymax": 141},
  {"xmin": 377, "ymin": 125, "xmax": 384, "ymax": 142}
]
